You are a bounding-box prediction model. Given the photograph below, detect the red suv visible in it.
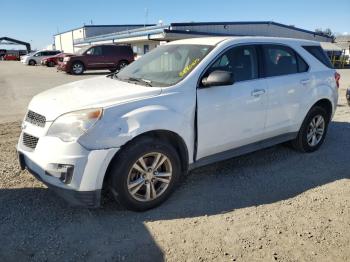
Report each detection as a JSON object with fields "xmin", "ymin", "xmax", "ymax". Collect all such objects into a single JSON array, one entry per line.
[{"xmin": 58, "ymin": 44, "xmax": 134, "ymax": 75}]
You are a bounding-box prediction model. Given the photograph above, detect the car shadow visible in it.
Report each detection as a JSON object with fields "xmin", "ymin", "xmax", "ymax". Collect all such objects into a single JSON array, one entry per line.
[{"xmin": 0, "ymin": 121, "xmax": 349, "ymax": 261}]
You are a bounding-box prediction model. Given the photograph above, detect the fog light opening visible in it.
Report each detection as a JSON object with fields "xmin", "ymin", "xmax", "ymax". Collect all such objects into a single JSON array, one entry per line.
[{"xmin": 45, "ymin": 163, "xmax": 74, "ymax": 184}]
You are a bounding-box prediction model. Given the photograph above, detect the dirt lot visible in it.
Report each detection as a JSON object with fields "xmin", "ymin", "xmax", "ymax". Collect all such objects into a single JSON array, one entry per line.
[
  {"xmin": 0, "ymin": 62, "xmax": 102, "ymax": 124},
  {"xmin": 0, "ymin": 62, "xmax": 349, "ymax": 261}
]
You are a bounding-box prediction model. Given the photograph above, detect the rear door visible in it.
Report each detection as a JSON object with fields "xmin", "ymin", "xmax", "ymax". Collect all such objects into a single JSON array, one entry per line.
[
  {"xmin": 262, "ymin": 44, "xmax": 310, "ymax": 137},
  {"xmin": 196, "ymin": 44, "xmax": 269, "ymax": 159},
  {"xmin": 102, "ymin": 46, "xmax": 118, "ymax": 68}
]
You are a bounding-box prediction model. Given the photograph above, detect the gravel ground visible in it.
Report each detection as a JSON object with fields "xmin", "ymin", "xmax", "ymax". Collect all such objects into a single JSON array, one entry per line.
[{"xmin": 0, "ymin": 64, "xmax": 349, "ymax": 261}]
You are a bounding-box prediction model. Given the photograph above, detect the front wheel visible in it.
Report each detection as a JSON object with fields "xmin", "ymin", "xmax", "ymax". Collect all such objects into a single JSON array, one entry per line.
[
  {"xmin": 292, "ymin": 106, "xmax": 329, "ymax": 152},
  {"xmin": 71, "ymin": 61, "xmax": 84, "ymax": 75},
  {"xmin": 28, "ymin": 60, "xmax": 36, "ymax": 66},
  {"xmin": 117, "ymin": 60, "xmax": 128, "ymax": 71},
  {"xmin": 108, "ymin": 137, "xmax": 181, "ymax": 211}
]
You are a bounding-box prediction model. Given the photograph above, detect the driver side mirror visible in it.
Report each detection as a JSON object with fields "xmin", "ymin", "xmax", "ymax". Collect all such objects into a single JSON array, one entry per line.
[{"xmin": 201, "ymin": 70, "xmax": 234, "ymax": 88}]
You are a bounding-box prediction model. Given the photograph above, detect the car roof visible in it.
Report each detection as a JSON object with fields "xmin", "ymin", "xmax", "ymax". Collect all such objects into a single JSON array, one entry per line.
[
  {"xmin": 91, "ymin": 44, "xmax": 130, "ymax": 48},
  {"xmin": 168, "ymin": 36, "xmax": 320, "ymax": 46}
]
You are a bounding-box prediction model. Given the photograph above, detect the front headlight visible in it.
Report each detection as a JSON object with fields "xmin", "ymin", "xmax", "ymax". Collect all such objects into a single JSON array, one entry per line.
[
  {"xmin": 63, "ymin": 57, "xmax": 71, "ymax": 62},
  {"xmin": 47, "ymin": 108, "xmax": 103, "ymax": 142}
]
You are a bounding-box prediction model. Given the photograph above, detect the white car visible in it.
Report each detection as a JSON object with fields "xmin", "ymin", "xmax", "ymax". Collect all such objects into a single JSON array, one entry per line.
[
  {"xmin": 21, "ymin": 50, "xmax": 61, "ymax": 65},
  {"xmin": 17, "ymin": 37, "xmax": 339, "ymax": 210}
]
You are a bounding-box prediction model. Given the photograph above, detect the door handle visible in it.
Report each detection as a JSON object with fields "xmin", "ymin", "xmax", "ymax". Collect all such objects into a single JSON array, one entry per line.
[
  {"xmin": 251, "ymin": 89, "xmax": 266, "ymax": 97},
  {"xmin": 300, "ymin": 79, "xmax": 310, "ymax": 85}
]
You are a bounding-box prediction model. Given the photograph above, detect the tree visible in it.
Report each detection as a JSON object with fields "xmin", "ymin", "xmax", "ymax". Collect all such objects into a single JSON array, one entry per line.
[{"xmin": 315, "ymin": 28, "xmax": 335, "ymax": 39}]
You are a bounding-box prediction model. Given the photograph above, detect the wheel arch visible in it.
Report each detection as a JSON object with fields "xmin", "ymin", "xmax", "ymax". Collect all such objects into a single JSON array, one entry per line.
[
  {"xmin": 310, "ymin": 98, "xmax": 333, "ymax": 122},
  {"xmin": 102, "ymin": 129, "xmax": 189, "ymax": 190}
]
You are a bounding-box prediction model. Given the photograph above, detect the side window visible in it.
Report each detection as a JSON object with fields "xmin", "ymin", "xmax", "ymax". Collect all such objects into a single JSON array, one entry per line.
[
  {"xmin": 207, "ymin": 45, "xmax": 258, "ymax": 82},
  {"xmin": 86, "ymin": 47, "xmax": 103, "ymax": 56},
  {"xmin": 263, "ymin": 45, "xmax": 298, "ymax": 77},
  {"xmin": 34, "ymin": 52, "xmax": 42, "ymax": 57},
  {"xmin": 297, "ymin": 54, "xmax": 309, "ymax": 72},
  {"xmin": 103, "ymin": 46, "xmax": 116, "ymax": 56}
]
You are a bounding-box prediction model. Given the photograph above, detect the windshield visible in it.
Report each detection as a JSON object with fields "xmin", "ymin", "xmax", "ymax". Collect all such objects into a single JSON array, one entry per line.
[{"xmin": 116, "ymin": 44, "xmax": 213, "ymax": 87}]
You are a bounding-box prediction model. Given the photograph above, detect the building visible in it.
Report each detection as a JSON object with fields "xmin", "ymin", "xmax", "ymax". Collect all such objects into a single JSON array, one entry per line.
[
  {"xmin": 54, "ymin": 24, "xmax": 155, "ymax": 53},
  {"xmin": 66, "ymin": 21, "xmax": 333, "ymax": 55},
  {"xmin": 335, "ymin": 35, "xmax": 350, "ymax": 57}
]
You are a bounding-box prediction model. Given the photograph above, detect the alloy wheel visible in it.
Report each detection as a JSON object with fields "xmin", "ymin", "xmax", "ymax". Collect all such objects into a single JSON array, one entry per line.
[
  {"xmin": 72, "ymin": 63, "xmax": 83, "ymax": 74},
  {"xmin": 306, "ymin": 114, "xmax": 325, "ymax": 147},
  {"xmin": 127, "ymin": 152, "xmax": 172, "ymax": 202}
]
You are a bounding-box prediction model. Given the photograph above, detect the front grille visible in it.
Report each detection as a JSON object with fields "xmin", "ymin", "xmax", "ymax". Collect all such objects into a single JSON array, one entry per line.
[
  {"xmin": 22, "ymin": 133, "xmax": 39, "ymax": 149},
  {"xmin": 25, "ymin": 110, "xmax": 46, "ymax": 127}
]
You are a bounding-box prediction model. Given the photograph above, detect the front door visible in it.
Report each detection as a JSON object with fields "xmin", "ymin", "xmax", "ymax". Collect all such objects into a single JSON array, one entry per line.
[
  {"xmin": 85, "ymin": 46, "xmax": 106, "ymax": 69},
  {"xmin": 196, "ymin": 45, "xmax": 269, "ymax": 159}
]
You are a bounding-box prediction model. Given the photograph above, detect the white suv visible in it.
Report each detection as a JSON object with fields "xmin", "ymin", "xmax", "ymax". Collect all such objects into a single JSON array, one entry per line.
[
  {"xmin": 21, "ymin": 50, "xmax": 61, "ymax": 66},
  {"xmin": 17, "ymin": 37, "xmax": 338, "ymax": 210}
]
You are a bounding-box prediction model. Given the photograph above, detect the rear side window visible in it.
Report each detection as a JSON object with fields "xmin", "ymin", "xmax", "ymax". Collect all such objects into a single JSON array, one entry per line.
[
  {"xmin": 297, "ymin": 55, "xmax": 309, "ymax": 72},
  {"xmin": 303, "ymin": 46, "xmax": 333, "ymax": 68},
  {"xmin": 263, "ymin": 45, "xmax": 298, "ymax": 77},
  {"xmin": 102, "ymin": 46, "xmax": 116, "ymax": 55},
  {"xmin": 114, "ymin": 46, "xmax": 133, "ymax": 56}
]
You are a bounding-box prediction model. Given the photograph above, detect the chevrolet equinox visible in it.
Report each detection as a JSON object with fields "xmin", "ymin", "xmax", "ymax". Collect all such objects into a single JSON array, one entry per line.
[{"xmin": 17, "ymin": 37, "xmax": 339, "ymax": 211}]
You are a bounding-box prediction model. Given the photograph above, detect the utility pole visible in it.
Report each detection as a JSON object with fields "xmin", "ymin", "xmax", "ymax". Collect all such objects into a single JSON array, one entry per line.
[{"xmin": 144, "ymin": 8, "xmax": 148, "ymax": 27}]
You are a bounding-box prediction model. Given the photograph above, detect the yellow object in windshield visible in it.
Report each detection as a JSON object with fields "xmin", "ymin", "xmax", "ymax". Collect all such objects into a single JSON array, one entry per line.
[{"xmin": 179, "ymin": 58, "xmax": 200, "ymax": 77}]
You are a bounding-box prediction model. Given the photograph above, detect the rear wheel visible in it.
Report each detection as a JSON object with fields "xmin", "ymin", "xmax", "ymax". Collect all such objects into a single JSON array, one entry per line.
[
  {"xmin": 108, "ymin": 137, "xmax": 181, "ymax": 211},
  {"xmin": 71, "ymin": 61, "xmax": 84, "ymax": 75},
  {"xmin": 292, "ymin": 106, "xmax": 329, "ymax": 152},
  {"xmin": 28, "ymin": 60, "xmax": 36, "ymax": 66},
  {"xmin": 117, "ymin": 60, "xmax": 128, "ymax": 71}
]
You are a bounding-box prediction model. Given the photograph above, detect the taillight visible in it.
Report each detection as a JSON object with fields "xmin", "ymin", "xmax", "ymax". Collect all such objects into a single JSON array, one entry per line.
[{"xmin": 335, "ymin": 72, "xmax": 340, "ymax": 89}]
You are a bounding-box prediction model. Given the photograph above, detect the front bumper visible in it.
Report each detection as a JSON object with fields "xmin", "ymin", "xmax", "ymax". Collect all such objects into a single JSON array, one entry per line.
[
  {"xmin": 17, "ymin": 124, "xmax": 119, "ymax": 208},
  {"xmin": 18, "ymin": 152, "xmax": 101, "ymax": 207},
  {"xmin": 57, "ymin": 62, "xmax": 69, "ymax": 72}
]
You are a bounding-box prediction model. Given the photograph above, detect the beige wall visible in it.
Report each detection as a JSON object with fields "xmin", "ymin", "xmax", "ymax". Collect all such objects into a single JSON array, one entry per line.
[
  {"xmin": 54, "ymin": 27, "xmax": 85, "ymax": 53},
  {"xmin": 131, "ymin": 41, "xmax": 159, "ymax": 55}
]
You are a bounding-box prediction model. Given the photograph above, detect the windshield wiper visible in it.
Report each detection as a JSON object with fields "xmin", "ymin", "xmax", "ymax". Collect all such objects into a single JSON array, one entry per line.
[{"xmin": 124, "ymin": 77, "xmax": 153, "ymax": 87}]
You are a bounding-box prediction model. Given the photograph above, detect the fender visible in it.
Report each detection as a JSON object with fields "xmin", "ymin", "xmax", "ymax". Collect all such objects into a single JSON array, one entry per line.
[
  {"xmin": 79, "ymin": 104, "xmax": 195, "ymax": 163},
  {"xmin": 294, "ymin": 82, "xmax": 337, "ymax": 131}
]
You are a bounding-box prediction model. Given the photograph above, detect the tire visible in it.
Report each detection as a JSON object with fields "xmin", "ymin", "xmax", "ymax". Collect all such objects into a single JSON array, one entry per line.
[
  {"xmin": 291, "ymin": 106, "xmax": 329, "ymax": 152},
  {"xmin": 28, "ymin": 60, "xmax": 36, "ymax": 66},
  {"xmin": 108, "ymin": 137, "xmax": 181, "ymax": 211},
  {"xmin": 71, "ymin": 61, "xmax": 84, "ymax": 75},
  {"xmin": 117, "ymin": 60, "xmax": 128, "ymax": 71}
]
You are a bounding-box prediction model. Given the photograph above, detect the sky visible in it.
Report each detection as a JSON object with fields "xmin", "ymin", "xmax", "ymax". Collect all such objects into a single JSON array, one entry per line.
[{"xmin": 1, "ymin": 0, "xmax": 349, "ymax": 50}]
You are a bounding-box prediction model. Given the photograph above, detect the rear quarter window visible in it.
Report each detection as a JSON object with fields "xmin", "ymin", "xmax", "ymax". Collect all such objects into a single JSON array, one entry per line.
[
  {"xmin": 115, "ymin": 46, "xmax": 133, "ymax": 56},
  {"xmin": 303, "ymin": 46, "xmax": 333, "ymax": 68}
]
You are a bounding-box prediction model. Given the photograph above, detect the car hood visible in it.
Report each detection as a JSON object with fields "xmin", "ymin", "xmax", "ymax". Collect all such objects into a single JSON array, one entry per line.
[{"xmin": 28, "ymin": 76, "xmax": 162, "ymax": 121}]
